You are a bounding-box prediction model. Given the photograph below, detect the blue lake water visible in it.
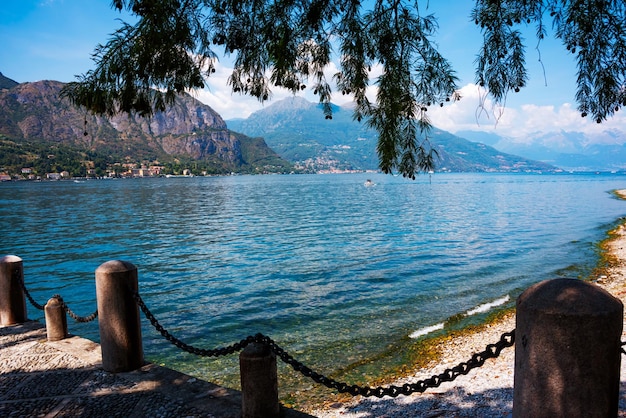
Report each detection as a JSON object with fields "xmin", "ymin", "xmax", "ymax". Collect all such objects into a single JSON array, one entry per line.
[{"xmin": 1, "ymin": 172, "xmax": 625, "ymax": 389}]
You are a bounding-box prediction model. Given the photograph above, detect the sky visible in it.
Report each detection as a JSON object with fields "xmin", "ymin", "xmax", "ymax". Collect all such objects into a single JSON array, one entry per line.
[{"xmin": 2, "ymin": 0, "xmax": 625, "ymax": 140}]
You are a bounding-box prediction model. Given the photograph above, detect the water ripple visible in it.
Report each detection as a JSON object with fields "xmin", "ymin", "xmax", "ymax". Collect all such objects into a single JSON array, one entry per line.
[{"xmin": 1, "ymin": 172, "xmax": 625, "ymax": 385}]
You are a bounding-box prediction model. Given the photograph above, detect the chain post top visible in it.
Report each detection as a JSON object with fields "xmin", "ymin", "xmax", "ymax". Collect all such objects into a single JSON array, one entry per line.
[{"xmin": 0, "ymin": 255, "xmax": 22, "ymax": 263}]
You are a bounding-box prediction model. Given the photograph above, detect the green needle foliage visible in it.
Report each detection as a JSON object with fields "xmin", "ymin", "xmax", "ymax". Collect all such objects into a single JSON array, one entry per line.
[
  {"xmin": 61, "ymin": 0, "xmax": 626, "ymax": 178},
  {"xmin": 472, "ymin": 0, "xmax": 626, "ymax": 124}
]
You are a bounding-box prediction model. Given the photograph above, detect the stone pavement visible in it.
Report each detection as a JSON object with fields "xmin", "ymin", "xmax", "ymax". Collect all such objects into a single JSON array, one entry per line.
[{"xmin": 0, "ymin": 321, "xmax": 314, "ymax": 417}]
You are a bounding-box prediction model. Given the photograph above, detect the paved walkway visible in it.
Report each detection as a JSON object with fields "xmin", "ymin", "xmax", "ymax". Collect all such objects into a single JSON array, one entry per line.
[{"xmin": 0, "ymin": 321, "xmax": 313, "ymax": 417}]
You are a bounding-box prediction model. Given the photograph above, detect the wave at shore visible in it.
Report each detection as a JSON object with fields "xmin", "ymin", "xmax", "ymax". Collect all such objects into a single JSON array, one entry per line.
[
  {"xmin": 465, "ymin": 295, "xmax": 511, "ymax": 316},
  {"xmin": 310, "ymin": 194, "xmax": 626, "ymax": 417},
  {"xmin": 409, "ymin": 323, "xmax": 445, "ymax": 339},
  {"xmin": 409, "ymin": 295, "xmax": 512, "ymax": 340}
]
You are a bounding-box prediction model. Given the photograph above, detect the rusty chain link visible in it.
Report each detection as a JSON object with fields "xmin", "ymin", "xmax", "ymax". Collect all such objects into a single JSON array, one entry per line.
[
  {"xmin": 135, "ymin": 290, "xmax": 516, "ymax": 398},
  {"xmin": 19, "ymin": 279, "xmax": 98, "ymax": 322}
]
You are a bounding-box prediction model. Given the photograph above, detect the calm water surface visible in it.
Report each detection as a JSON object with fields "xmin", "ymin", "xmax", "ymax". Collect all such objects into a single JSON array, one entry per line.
[{"xmin": 1, "ymin": 172, "xmax": 625, "ymax": 389}]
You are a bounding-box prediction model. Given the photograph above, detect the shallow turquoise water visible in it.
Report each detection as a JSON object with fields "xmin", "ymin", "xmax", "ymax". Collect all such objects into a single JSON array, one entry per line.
[{"xmin": 1, "ymin": 172, "xmax": 625, "ymax": 387}]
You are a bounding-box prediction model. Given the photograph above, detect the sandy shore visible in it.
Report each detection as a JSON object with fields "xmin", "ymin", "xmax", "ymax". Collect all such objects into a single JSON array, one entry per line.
[{"xmin": 307, "ymin": 191, "xmax": 626, "ymax": 418}]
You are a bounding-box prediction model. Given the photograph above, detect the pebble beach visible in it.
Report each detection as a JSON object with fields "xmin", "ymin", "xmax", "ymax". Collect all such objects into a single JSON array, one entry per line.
[{"xmin": 307, "ymin": 191, "xmax": 626, "ymax": 418}]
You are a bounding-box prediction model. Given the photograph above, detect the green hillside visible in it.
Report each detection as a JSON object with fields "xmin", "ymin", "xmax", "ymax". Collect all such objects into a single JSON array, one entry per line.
[
  {"xmin": 227, "ymin": 97, "xmax": 558, "ymax": 173},
  {"xmin": 228, "ymin": 98, "xmax": 379, "ymax": 171}
]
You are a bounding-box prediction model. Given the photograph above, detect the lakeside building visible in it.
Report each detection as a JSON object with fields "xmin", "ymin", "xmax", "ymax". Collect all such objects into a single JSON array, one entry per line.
[{"xmin": 45, "ymin": 171, "xmax": 70, "ymax": 180}]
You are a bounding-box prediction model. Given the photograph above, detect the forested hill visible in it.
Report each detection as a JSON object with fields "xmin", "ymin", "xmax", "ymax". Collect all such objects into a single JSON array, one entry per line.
[
  {"xmin": 0, "ymin": 75, "xmax": 292, "ymax": 178},
  {"xmin": 227, "ymin": 97, "xmax": 558, "ymax": 173},
  {"xmin": 0, "ymin": 74, "xmax": 558, "ymax": 178}
]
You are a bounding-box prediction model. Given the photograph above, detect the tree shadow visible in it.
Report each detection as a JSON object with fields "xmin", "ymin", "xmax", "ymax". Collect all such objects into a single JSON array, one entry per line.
[
  {"xmin": 332, "ymin": 387, "xmax": 513, "ymax": 418},
  {"xmin": 0, "ymin": 320, "xmax": 47, "ymax": 350},
  {"xmin": 0, "ymin": 362, "xmax": 237, "ymax": 417},
  {"xmin": 0, "ymin": 322, "xmax": 314, "ymax": 418},
  {"xmin": 326, "ymin": 381, "xmax": 626, "ymax": 417}
]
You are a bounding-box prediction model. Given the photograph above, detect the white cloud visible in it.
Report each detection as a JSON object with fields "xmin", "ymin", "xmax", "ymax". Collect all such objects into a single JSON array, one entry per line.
[
  {"xmin": 194, "ymin": 59, "xmax": 387, "ymax": 120},
  {"xmin": 428, "ymin": 84, "xmax": 514, "ymax": 132},
  {"xmin": 429, "ymin": 83, "xmax": 626, "ymax": 141},
  {"xmin": 193, "ymin": 62, "xmax": 296, "ymax": 120},
  {"xmin": 194, "ymin": 60, "xmax": 353, "ymax": 120},
  {"xmin": 194, "ymin": 63, "xmax": 626, "ymax": 140}
]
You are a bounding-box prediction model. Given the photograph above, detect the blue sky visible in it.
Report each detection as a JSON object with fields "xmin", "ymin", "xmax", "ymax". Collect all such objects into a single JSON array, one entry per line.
[{"xmin": 2, "ymin": 0, "xmax": 625, "ymax": 139}]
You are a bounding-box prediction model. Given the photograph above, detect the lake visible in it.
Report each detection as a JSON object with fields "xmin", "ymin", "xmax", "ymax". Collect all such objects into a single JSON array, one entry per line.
[{"xmin": 1, "ymin": 172, "xmax": 625, "ymax": 392}]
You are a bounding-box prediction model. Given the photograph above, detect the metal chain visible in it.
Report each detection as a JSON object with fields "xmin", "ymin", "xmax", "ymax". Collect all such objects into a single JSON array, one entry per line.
[
  {"xmin": 51, "ymin": 294, "xmax": 98, "ymax": 323},
  {"xmin": 258, "ymin": 331, "xmax": 516, "ymax": 397},
  {"xmin": 134, "ymin": 291, "xmax": 253, "ymax": 357},
  {"xmin": 19, "ymin": 278, "xmax": 45, "ymax": 310},
  {"xmin": 19, "ymin": 278, "xmax": 97, "ymax": 322},
  {"xmin": 135, "ymin": 290, "xmax": 516, "ymax": 398}
]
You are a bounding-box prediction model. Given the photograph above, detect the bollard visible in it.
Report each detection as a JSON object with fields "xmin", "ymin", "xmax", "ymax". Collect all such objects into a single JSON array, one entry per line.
[
  {"xmin": 0, "ymin": 255, "xmax": 27, "ymax": 325},
  {"xmin": 95, "ymin": 260, "xmax": 143, "ymax": 372},
  {"xmin": 240, "ymin": 342, "xmax": 280, "ymax": 418},
  {"xmin": 45, "ymin": 296, "xmax": 68, "ymax": 341},
  {"xmin": 513, "ymin": 278, "xmax": 623, "ymax": 418}
]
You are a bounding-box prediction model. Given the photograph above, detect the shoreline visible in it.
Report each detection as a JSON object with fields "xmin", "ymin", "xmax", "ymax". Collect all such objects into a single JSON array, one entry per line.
[{"xmin": 306, "ymin": 191, "xmax": 626, "ymax": 417}]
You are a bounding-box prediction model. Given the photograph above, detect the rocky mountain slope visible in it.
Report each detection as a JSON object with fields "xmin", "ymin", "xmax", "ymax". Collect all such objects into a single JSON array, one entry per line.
[
  {"xmin": 227, "ymin": 97, "xmax": 557, "ymax": 173},
  {"xmin": 0, "ymin": 77, "xmax": 291, "ymax": 176}
]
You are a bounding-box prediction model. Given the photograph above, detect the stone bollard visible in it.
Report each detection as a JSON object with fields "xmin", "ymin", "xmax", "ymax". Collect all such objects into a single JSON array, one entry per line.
[
  {"xmin": 240, "ymin": 342, "xmax": 280, "ymax": 418},
  {"xmin": 45, "ymin": 296, "xmax": 68, "ymax": 341},
  {"xmin": 0, "ymin": 255, "xmax": 27, "ymax": 325},
  {"xmin": 95, "ymin": 260, "xmax": 143, "ymax": 372},
  {"xmin": 513, "ymin": 278, "xmax": 623, "ymax": 418}
]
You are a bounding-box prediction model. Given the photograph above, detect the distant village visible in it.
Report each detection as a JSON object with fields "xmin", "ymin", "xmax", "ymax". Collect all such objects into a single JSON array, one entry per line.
[{"xmin": 0, "ymin": 164, "xmax": 198, "ymax": 181}]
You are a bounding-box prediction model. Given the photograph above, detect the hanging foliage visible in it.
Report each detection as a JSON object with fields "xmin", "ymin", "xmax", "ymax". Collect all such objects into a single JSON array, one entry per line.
[{"xmin": 61, "ymin": 0, "xmax": 626, "ymax": 177}]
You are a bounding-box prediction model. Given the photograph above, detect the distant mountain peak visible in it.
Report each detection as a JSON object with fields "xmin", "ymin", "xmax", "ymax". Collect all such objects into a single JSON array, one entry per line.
[
  {"xmin": 250, "ymin": 96, "xmax": 344, "ymax": 123},
  {"xmin": 275, "ymin": 96, "xmax": 313, "ymax": 107},
  {"xmin": 261, "ymin": 96, "xmax": 314, "ymax": 113},
  {"xmin": 227, "ymin": 97, "xmax": 557, "ymax": 173},
  {"xmin": 457, "ymin": 128, "xmax": 626, "ymax": 171}
]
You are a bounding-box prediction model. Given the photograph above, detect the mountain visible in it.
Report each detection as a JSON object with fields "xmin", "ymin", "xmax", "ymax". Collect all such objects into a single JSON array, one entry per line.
[
  {"xmin": 227, "ymin": 97, "xmax": 557, "ymax": 173},
  {"xmin": 228, "ymin": 97, "xmax": 379, "ymax": 171},
  {"xmin": 458, "ymin": 129, "xmax": 626, "ymax": 172},
  {"xmin": 0, "ymin": 79, "xmax": 292, "ymax": 177},
  {"xmin": 0, "ymin": 73, "xmax": 18, "ymax": 90},
  {"xmin": 427, "ymin": 129, "xmax": 556, "ymax": 172}
]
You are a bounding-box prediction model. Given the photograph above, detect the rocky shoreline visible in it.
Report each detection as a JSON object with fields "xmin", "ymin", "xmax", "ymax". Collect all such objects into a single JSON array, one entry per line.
[{"xmin": 307, "ymin": 192, "xmax": 626, "ymax": 418}]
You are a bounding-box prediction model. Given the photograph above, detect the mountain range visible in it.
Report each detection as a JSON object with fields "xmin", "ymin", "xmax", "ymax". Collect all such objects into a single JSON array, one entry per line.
[
  {"xmin": 1, "ymin": 70, "xmax": 622, "ymax": 177},
  {"xmin": 0, "ymin": 73, "xmax": 292, "ymax": 177},
  {"xmin": 227, "ymin": 97, "xmax": 557, "ymax": 173},
  {"xmin": 457, "ymin": 129, "xmax": 626, "ymax": 172}
]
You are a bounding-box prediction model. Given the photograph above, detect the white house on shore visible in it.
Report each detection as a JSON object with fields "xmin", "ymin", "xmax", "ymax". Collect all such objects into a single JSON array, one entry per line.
[{"xmin": 46, "ymin": 172, "xmax": 69, "ymax": 180}]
